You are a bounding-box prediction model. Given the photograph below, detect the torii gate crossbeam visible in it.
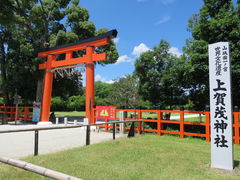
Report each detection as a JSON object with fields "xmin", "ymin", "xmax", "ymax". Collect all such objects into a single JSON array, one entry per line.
[{"xmin": 38, "ymin": 30, "xmax": 117, "ymax": 124}]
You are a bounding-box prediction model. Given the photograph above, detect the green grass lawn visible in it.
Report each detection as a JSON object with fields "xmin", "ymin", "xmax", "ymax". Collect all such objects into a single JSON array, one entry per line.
[
  {"xmin": 0, "ymin": 135, "xmax": 240, "ymax": 180},
  {"xmin": 55, "ymin": 111, "xmax": 85, "ymax": 117}
]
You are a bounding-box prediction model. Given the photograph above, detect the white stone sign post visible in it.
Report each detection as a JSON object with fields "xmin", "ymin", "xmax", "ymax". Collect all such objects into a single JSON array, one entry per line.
[{"xmin": 209, "ymin": 42, "xmax": 234, "ymax": 170}]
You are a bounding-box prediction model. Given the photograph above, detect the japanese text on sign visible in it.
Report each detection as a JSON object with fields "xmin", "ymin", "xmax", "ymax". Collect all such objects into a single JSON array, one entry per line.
[{"xmin": 209, "ymin": 42, "xmax": 233, "ymax": 170}]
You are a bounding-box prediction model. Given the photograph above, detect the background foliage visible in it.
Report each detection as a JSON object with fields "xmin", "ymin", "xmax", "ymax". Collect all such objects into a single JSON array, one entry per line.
[{"xmin": 1, "ymin": 0, "xmax": 240, "ymax": 111}]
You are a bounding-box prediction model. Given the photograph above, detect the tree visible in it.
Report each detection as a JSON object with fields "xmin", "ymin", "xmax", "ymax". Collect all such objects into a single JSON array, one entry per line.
[
  {"xmin": 108, "ymin": 75, "xmax": 139, "ymax": 108},
  {"xmin": 0, "ymin": 0, "xmax": 119, "ymax": 105},
  {"xmin": 184, "ymin": 0, "xmax": 240, "ymax": 109},
  {"xmin": 95, "ymin": 81, "xmax": 111, "ymax": 99},
  {"xmin": 135, "ymin": 40, "xmax": 185, "ymax": 109}
]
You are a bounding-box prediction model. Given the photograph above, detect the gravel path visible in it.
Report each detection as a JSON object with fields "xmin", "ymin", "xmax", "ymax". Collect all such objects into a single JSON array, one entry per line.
[{"xmin": 0, "ymin": 124, "xmax": 126, "ymax": 159}]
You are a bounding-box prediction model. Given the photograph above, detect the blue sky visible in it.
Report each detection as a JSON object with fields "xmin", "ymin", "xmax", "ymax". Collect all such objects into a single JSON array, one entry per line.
[{"xmin": 80, "ymin": 0, "xmax": 205, "ymax": 84}]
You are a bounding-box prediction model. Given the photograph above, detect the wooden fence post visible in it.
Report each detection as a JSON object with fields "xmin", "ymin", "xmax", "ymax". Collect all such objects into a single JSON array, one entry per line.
[
  {"xmin": 24, "ymin": 108, "xmax": 29, "ymax": 121},
  {"xmin": 113, "ymin": 123, "xmax": 116, "ymax": 140},
  {"xmin": 86, "ymin": 125, "xmax": 90, "ymax": 145},
  {"xmin": 205, "ymin": 105, "xmax": 210, "ymax": 142},
  {"xmin": 34, "ymin": 130, "xmax": 39, "ymax": 156},
  {"xmin": 137, "ymin": 110, "xmax": 142, "ymax": 134},
  {"xmin": 157, "ymin": 111, "xmax": 163, "ymax": 136},
  {"xmin": 205, "ymin": 112, "xmax": 211, "ymax": 142},
  {"xmin": 180, "ymin": 107, "xmax": 184, "ymax": 139},
  {"xmin": 105, "ymin": 119, "xmax": 109, "ymax": 132},
  {"xmin": 233, "ymin": 106, "xmax": 240, "ymax": 145}
]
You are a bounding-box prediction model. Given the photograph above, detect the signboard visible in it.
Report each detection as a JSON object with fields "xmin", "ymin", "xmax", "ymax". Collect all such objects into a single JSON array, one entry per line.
[
  {"xmin": 95, "ymin": 106, "xmax": 116, "ymax": 120},
  {"xmin": 32, "ymin": 102, "xmax": 41, "ymax": 122},
  {"xmin": 209, "ymin": 42, "xmax": 233, "ymax": 170},
  {"xmin": 13, "ymin": 95, "xmax": 21, "ymax": 105}
]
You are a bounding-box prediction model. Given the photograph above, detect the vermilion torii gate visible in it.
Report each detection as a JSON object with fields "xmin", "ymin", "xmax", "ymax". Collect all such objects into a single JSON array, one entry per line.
[{"xmin": 38, "ymin": 30, "xmax": 117, "ymax": 124}]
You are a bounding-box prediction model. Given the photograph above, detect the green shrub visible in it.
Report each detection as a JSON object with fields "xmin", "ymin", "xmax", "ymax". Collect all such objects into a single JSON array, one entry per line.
[
  {"xmin": 0, "ymin": 97, "xmax": 3, "ymax": 105},
  {"xmin": 66, "ymin": 96, "xmax": 85, "ymax": 111},
  {"xmin": 51, "ymin": 96, "xmax": 66, "ymax": 111}
]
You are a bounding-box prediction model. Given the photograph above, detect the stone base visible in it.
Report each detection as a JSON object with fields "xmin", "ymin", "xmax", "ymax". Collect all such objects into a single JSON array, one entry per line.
[{"xmin": 37, "ymin": 121, "xmax": 52, "ymax": 125}]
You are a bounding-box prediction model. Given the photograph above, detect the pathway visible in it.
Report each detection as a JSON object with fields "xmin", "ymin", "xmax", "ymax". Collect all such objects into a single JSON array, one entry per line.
[{"xmin": 0, "ymin": 124, "xmax": 126, "ymax": 159}]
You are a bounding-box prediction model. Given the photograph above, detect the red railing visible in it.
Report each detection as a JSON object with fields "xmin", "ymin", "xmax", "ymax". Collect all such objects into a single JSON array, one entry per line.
[
  {"xmin": 0, "ymin": 106, "xmax": 33, "ymax": 121},
  {"xmin": 93, "ymin": 108, "xmax": 240, "ymax": 145}
]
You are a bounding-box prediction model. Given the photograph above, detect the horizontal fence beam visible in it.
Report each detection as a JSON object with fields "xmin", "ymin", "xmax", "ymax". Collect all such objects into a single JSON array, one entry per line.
[
  {"xmin": 0, "ymin": 157, "xmax": 82, "ymax": 180},
  {"xmin": 0, "ymin": 120, "xmax": 142, "ymax": 134},
  {"xmin": 0, "ymin": 120, "xmax": 142, "ymax": 158},
  {"xmin": 93, "ymin": 108, "xmax": 239, "ymax": 145},
  {"xmin": 1, "ymin": 105, "xmax": 240, "ymax": 145}
]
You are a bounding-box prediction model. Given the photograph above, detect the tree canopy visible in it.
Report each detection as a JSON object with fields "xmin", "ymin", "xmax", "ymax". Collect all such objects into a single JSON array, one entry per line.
[
  {"xmin": 135, "ymin": 40, "xmax": 186, "ymax": 109},
  {"xmin": 1, "ymin": 0, "xmax": 240, "ymax": 111},
  {"xmin": 0, "ymin": 0, "xmax": 119, "ymax": 105},
  {"xmin": 183, "ymin": 0, "xmax": 240, "ymax": 109}
]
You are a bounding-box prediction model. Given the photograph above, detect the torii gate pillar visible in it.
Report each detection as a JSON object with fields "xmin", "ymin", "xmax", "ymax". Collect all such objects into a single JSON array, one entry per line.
[
  {"xmin": 38, "ymin": 30, "xmax": 117, "ymax": 124},
  {"xmin": 85, "ymin": 46, "xmax": 95, "ymax": 124},
  {"xmin": 41, "ymin": 59, "xmax": 54, "ymax": 123}
]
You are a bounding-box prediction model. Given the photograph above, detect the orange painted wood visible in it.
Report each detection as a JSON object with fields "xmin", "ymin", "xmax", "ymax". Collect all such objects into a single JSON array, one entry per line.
[
  {"xmin": 205, "ymin": 112, "xmax": 210, "ymax": 142},
  {"xmin": 24, "ymin": 108, "xmax": 29, "ymax": 121},
  {"xmin": 85, "ymin": 46, "xmax": 95, "ymax": 124},
  {"xmin": 143, "ymin": 129, "xmax": 158, "ymax": 132},
  {"xmin": 38, "ymin": 33, "xmax": 114, "ymax": 123},
  {"xmin": 157, "ymin": 111, "xmax": 163, "ymax": 136},
  {"xmin": 38, "ymin": 38, "xmax": 109, "ymax": 57},
  {"xmin": 142, "ymin": 119, "xmax": 157, "ymax": 122},
  {"xmin": 40, "ymin": 55, "xmax": 55, "ymax": 122},
  {"xmin": 234, "ymin": 112, "xmax": 240, "ymax": 144},
  {"xmin": 137, "ymin": 111, "xmax": 142, "ymax": 134},
  {"xmin": 161, "ymin": 130, "xmax": 180, "ymax": 135},
  {"xmin": 184, "ymin": 122, "xmax": 206, "ymax": 126},
  {"xmin": 180, "ymin": 111, "xmax": 184, "ymax": 138},
  {"xmin": 0, "ymin": 106, "xmax": 32, "ymax": 121},
  {"xmin": 161, "ymin": 120, "xmax": 180, "ymax": 124},
  {"xmin": 104, "ymin": 119, "xmax": 109, "ymax": 132},
  {"xmin": 39, "ymin": 53, "xmax": 106, "ymax": 70}
]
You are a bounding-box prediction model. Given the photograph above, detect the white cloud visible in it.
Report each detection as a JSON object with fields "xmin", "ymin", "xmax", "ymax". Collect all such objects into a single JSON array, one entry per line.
[
  {"xmin": 155, "ymin": 16, "xmax": 171, "ymax": 25},
  {"xmin": 132, "ymin": 43, "xmax": 150, "ymax": 57},
  {"xmin": 116, "ymin": 55, "xmax": 134, "ymax": 64},
  {"xmin": 113, "ymin": 37, "xmax": 120, "ymax": 44},
  {"xmin": 106, "ymin": 80, "xmax": 115, "ymax": 84},
  {"xmin": 160, "ymin": 0, "xmax": 175, "ymax": 5},
  {"xmin": 169, "ymin": 47, "xmax": 182, "ymax": 57},
  {"xmin": 95, "ymin": 74, "xmax": 115, "ymax": 84}
]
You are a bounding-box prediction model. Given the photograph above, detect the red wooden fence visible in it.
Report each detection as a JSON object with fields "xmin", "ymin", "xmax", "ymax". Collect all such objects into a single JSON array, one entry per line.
[
  {"xmin": 0, "ymin": 106, "xmax": 33, "ymax": 121},
  {"xmin": 1, "ymin": 106, "xmax": 239, "ymax": 145},
  {"xmin": 93, "ymin": 108, "xmax": 240, "ymax": 145}
]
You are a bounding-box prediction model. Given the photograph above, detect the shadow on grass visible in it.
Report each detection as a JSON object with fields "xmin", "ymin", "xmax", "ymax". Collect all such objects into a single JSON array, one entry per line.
[{"xmin": 234, "ymin": 160, "xmax": 240, "ymax": 168}]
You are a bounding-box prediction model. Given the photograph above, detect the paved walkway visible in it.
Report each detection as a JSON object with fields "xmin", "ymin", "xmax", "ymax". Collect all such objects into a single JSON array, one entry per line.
[{"xmin": 0, "ymin": 124, "xmax": 126, "ymax": 159}]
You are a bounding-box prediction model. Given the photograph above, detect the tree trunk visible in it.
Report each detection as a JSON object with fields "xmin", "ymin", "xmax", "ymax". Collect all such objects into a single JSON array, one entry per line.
[
  {"xmin": 0, "ymin": 42, "xmax": 10, "ymax": 105},
  {"xmin": 36, "ymin": 75, "xmax": 44, "ymax": 103}
]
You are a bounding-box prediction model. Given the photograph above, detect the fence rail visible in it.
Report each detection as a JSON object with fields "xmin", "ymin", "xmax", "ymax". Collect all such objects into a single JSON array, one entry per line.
[
  {"xmin": 1, "ymin": 106, "xmax": 240, "ymax": 145},
  {"xmin": 0, "ymin": 106, "xmax": 33, "ymax": 122},
  {"xmin": 0, "ymin": 120, "xmax": 142, "ymax": 156},
  {"xmin": 93, "ymin": 108, "xmax": 240, "ymax": 145}
]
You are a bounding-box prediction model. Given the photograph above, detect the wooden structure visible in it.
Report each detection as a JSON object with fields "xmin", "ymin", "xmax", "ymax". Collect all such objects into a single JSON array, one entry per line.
[
  {"xmin": 0, "ymin": 106, "xmax": 32, "ymax": 121},
  {"xmin": 93, "ymin": 108, "xmax": 240, "ymax": 145},
  {"xmin": 38, "ymin": 30, "xmax": 117, "ymax": 123},
  {"xmin": 0, "ymin": 157, "xmax": 81, "ymax": 180},
  {"xmin": 1, "ymin": 105, "xmax": 240, "ymax": 145}
]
